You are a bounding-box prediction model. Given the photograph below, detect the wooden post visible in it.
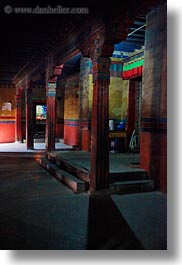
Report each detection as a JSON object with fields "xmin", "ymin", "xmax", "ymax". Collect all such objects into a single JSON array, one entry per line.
[
  {"xmin": 15, "ymin": 94, "xmax": 22, "ymax": 142},
  {"xmin": 45, "ymin": 81, "xmax": 56, "ymax": 152},
  {"xmin": 140, "ymin": 3, "xmax": 167, "ymax": 192},
  {"xmin": 90, "ymin": 57, "xmax": 111, "ymax": 191},
  {"xmin": 26, "ymin": 86, "xmax": 34, "ymax": 149}
]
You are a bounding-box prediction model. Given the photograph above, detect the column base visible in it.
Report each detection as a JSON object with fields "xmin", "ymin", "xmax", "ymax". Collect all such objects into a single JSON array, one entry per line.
[{"xmin": 87, "ymin": 188, "xmax": 111, "ymax": 196}]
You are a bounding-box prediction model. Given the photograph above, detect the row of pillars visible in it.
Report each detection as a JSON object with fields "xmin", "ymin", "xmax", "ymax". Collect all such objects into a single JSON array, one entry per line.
[
  {"xmin": 15, "ymin": 2, "xmax": 167, "ymax": 192},
  {"xmin": 15, "ymin": 56, "xmax": 111, "ymax": 191}
]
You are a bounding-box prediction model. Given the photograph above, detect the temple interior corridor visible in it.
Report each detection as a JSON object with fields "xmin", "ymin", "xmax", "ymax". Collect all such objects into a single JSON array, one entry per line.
[{"xmin": 0, "ymin": 0, "xmax": 167, "ymax": 250}]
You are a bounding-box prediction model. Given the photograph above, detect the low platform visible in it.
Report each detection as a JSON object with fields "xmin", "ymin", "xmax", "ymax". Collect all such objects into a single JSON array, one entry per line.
[
  {"xmin": 0, "ymin": 141, "xmax": 73, "ymax": 152},
  {"xmin": 40, "ymin": 151, "xmax": 154, "ymax": 194}
]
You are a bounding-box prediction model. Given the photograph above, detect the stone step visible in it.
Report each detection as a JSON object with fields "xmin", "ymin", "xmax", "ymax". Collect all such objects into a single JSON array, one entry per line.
[
  {"xmin": 48, "ymin": 152, "xmax": 149, "ymax": 184},
  {"xmin": 34, "ymin": 138, "xmax": 62, "ymax": 143},
  {"xmin": 48, "ymin": 152, "xmax": 90, "ymax": 183},
  {"xmin": 110, "ymin": 170, "xmax": 148, "ymax": 183},
  {"xmin": 110, "ymin": 179, "xmax": 155, "ymax": 194},
  {"xmin": 39, "ymin": 158, "xmax": 89, "ymax": 193},
  {"xmin": 47, "ymin": 152, "xmax": 154, "ymax": 195}
]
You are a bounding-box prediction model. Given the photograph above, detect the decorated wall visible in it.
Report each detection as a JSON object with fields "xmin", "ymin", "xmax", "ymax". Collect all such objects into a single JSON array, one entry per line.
[
  {"xmin": 64, "ymin": 74, "xmax": 80, "ymax": 146},
  {"xmin": 109, "ymin": 77, "xmax": 129, "ymax": 124},
  {"xmin": 80, "ymin": 57, "xmax": 92, "ymax": 151},
  {"xmin": 60, "ymin": 58, "xmax": 130, "ymax": 149},
  {"xmin": 0, "ymin": 84, "xmax": 16, "ymax": 143}
]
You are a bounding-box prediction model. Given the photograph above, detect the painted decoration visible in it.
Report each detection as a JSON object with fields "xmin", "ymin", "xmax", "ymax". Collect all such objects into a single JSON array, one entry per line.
[{"xmin": 2, "ymin": 102, "xmax": 12, "ymax": 116}]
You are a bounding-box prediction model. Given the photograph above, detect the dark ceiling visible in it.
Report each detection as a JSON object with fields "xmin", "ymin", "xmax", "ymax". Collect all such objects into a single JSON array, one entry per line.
[
  {"xmin": 0, "ymin": 0, "xmax": 92, "ymax": 83},
  {"xmin": 60, "ymin": 15, "xmax": 146, "ymax": 79},
  {"xmin": 0, "ymin": 0, "xmax": 161, "ymax": 84},
  {"xmin": 114, "ymin": 16, "xmax": 146, "ymax": 58}
]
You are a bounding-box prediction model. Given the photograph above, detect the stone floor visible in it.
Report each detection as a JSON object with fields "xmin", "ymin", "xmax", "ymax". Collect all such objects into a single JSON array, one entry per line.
[
  {"xmin": 49, "ymin": 150, "xmax": 143, "ymax": 173},
  {"xmin": 0, "ymin": 141, "xmax": 72, "ymax": 152},
  {"xmin": 0, "ymin": 149, "xmax": 167, "ymax": 250}
]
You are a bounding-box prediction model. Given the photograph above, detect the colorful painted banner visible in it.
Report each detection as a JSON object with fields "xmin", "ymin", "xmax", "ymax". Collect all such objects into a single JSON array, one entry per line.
[
  {"xmin": 122, "ymin": 52, "xmax": 144, "ymax": 79},
  {"xmin": 122, "ymin": 58, "xmax": 144, "ymax": 79}
]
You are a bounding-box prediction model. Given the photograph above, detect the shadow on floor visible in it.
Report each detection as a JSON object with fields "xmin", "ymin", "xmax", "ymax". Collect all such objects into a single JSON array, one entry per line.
[
  {"xmin": 0, "ymin": 213, "xmax": 68, "ymax": 250},
  {"xmin": 86, "ymin": 194, "xmax": 143, "ymax": 250}
]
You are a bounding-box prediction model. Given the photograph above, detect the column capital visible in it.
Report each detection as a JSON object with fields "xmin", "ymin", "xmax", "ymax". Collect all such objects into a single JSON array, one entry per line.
[
  {"xmin": 47, "ymin": 80, "xmax": 57, "ymax": 97},
  {"xmin": 92, "ymin": 57, "xmax": 111, "ymax": 82},
  {"xmin": 79, "ymin": 14, "xmax": 132, "ymax": 61},
  {"xmin": 79, "ymin": 28, "xmax": 114, "ymax": 60},
  {"xmin": 16, "ymin": 85, "xmax": 24, "ymax": 96},
  {"xmin": 79, "ymin": 27, "xmax": 104, "ymax": 59},
  {"xmin": 25, "ymin": 80, "xmax": 33, "ymax": 90},
  {"xmin": 15, "ymin": 94, "xmax": 22, "ymax": 100}
]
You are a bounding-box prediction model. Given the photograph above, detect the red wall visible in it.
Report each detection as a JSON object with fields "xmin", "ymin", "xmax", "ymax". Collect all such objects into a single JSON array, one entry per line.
[
  {"xmin": 64, "ymin": 120, "xmax": 79, "ymax": 146},
  {"xmin": 140, "ymin": 132, "xmax": 167, "ymax": 193},
  {"xmin": 0, "ymin": 84, "xmax": 16, "ymax": 143},
  {"xmin": 0, "ymin": 121, "xmax": 15, "ymax": 143},
  {"xmin": 64, "ymin": 124, "xmax": 90, "ymax": 150}
]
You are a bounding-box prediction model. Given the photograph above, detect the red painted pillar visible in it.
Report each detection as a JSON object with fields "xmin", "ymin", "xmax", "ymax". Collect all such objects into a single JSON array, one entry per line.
[
  {"xmin": 15, "ymin": 94, "xmax": 22, "ymax": 142},
  {"xmin": 26, "ymin": 86, "xmax": 34, "ymax": 149},
  {"xmin": 46, "ymin": 82, "xmax": 56, "ymax": 152},
  {"xmin": 140, "ymin": 3, "xmax": 167, "ymax": 192},
  {"xmin": 90, "ymin": 57, "xmax": 111, "ymax": 191}
]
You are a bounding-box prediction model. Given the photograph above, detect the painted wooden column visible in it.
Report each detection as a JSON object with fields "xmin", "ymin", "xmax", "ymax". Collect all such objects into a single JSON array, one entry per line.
[
  {"xmin": 45, "ymin": 81, "xmax": 56, "ymax": 152},
  {"xmin": 140, "ymin": 3, "xmax": 167, "ymax": 192},
  {"xmin": 90, "ymin": 57, "xmax": 111, "ymax": 191},
  {"xmin": 79, "ymin": 18, "xmax": 130, "ymax": 191},
  {"xmin": 15, "ymin": 93, "xmax": 22, "ymax": 142},
  {"xmin": 26, "ymin": 85, "xmax": 34, "ymax": 149}
]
